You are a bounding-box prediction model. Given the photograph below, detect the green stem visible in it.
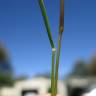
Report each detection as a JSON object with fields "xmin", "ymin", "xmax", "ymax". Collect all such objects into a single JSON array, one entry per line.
[
  {"xmin": 39, "ymin": 0, "xmax": 56, "ymax": 96},
  {"xmin": 51, "ymin": 48, "xmax": 56, "ymax": 96},
  {"xmin": 55, "ymin": 32, "xmax": 63, "ymax": 95},
  {"xmin": 55, "ymin": 0, "xmax": 64, "ymax": 94},
  {"xmin": 39, "ymin": 0, "xmax": 55, "ymax": 48}
]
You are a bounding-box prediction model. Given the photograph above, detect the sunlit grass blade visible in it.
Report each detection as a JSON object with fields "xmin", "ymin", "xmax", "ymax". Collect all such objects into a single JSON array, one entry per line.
[
  {"xmin": 55, "ymin": 0, "xmax": 64, "ymax": 95},
  {"xmin": 51, "ymin": 48, "xmax": 56, "ymax": 96},
  {"xmin": 39, "ymin": 0, "xmax": 55, "ymax": 48}
]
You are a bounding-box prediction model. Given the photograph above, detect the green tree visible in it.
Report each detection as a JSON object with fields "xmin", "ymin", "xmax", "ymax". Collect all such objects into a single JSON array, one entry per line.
[
  {"xmin": 0, "ymin": 44, "xmax": 13, "ymax": 96},
  {"xmin": 88, "ymin": 56, "xmax": 96, "ymax": 76},
  {"xmin": 70, "ymin": 60, "xmax": 88, "ymax": 77}
]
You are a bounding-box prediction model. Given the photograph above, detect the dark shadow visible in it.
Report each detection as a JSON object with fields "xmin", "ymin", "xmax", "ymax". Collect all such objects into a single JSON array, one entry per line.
[
  {"xmin": 71, "ymin": 87, "xmax": 86, "ymax": 96},
  {"xmin": 22, "ymin": 89, "xmax": 38, "ymax": 96}
]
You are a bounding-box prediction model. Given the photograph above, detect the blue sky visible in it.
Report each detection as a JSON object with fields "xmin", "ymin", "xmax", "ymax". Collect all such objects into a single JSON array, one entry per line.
[{"xmin": 0, "ymin": 0, "xmax": 96, "ymax": 78}]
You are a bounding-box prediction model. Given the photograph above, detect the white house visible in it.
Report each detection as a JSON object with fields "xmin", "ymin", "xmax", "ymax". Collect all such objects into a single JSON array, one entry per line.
[{"xmin": 1, "ymin": 77, "xmax": 68, "ymax": 96}]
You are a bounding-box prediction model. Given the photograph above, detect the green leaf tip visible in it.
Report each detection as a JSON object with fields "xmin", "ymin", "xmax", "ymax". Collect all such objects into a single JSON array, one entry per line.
[{"xmin": 39, "ymin": 0, "xmax": 55, "ymax": 49}]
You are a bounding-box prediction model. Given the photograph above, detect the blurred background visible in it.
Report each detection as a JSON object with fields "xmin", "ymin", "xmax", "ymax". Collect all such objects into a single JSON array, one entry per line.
[{"xmin": 0, "ymin": 0, "xmax": 96, "ymax": 96}]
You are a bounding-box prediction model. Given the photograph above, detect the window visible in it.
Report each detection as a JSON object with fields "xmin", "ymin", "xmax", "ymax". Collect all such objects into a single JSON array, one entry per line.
[{"xmin": 22, "ymin": 89, "xmax": 39, "ymax": 96}]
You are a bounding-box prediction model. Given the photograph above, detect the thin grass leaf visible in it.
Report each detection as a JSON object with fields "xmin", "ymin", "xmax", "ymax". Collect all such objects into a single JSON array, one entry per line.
[{"xmin": 39, "ymin": 0, "xmax": 55, "ymax": 48}]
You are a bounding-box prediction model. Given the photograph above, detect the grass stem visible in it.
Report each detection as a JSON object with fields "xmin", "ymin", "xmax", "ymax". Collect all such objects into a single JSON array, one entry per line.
[
  {"xmin": 51, "ymin": 48, "xmax": 56, "ymax": 96},
  {"xmin": 39, "ymin": 1, "xmax": 56, "ymax": 96},
  {"xmin": 55, "ymin": 0, "xmax": 64, "ymax": 94},
  {"xmin": 55, "ymin": 32, "xmax": 62, "ymax": 95},
  {"xmin": 39, "ymin": 0, "xmax": 64, "ymax": 96}
]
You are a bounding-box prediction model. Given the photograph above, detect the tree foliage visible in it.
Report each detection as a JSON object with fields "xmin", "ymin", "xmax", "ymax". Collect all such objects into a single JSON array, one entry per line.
[
  {"xmin": 70, "ymin": 56, "xmax": 96, "ymax": 77},
  {"xmin": 88, "ymin": 56, "xmax": 96, "ymax": 76},
  {"xmin": 0, "ymin": 44, "xmax": 13, "ymax": 87}
]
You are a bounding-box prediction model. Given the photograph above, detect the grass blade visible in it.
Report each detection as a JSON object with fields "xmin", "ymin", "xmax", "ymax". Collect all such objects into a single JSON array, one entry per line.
[
  {"xmin": 39, "ymin": 0, "xmax": 55, "ymax": 48},
  {"xmin": 55, "ymin": 0, "xmax": 64, "ymax": 95}
]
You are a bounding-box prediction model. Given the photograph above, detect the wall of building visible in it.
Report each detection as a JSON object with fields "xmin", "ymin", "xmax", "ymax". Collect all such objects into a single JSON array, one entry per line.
[{"xmin": 1, "ymin": 77, "xmax": 68, "ymax": 96}]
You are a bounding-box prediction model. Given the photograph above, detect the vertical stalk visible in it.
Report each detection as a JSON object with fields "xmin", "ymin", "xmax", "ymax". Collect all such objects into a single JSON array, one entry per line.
[
  {"xmin": 51, "ymin": 48, "xmax": 56, "ymax": 96},
  {"xmin": 55, "ymin": 0, "xmax": 64, "ymax": 95},
  {"xmin": 39, "ymin": 0, "xmax": 55, "ymax": 96},
  {"xmin": 55, "ymin": 32, "xmax": 62, "ymax": 95}
]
